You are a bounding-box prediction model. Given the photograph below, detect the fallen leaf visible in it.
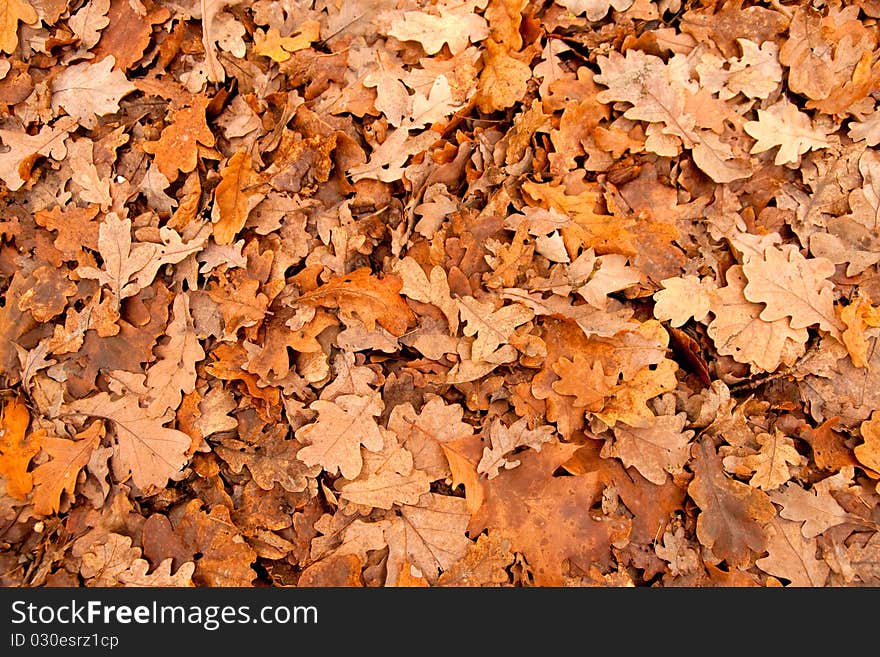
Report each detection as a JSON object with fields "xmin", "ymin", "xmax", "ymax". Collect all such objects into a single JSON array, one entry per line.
[
  {"xmin": 297, "ymin": 394, "xmax": 385, "ymax": 479},
  {"xmin": 0, "ymin": 397, "xmax": 40, "ymax": 500},
  {"xmin": 32, "ymin": 421, "xmax": 103, "ymax": 516},
  {"xmin": 66, "ymin": 393, "xmax": 191, "ymax": 490},
  {"xmin": 688, "ymin": 438, "xmax": 775, "ymax": 568},
  {"xmin": 51, "ymin": 57, "xmax": 136, "ymax": 129},
  {"xmin": 297, "ymin": 268, "xmax": 415, "ymax": 337}
]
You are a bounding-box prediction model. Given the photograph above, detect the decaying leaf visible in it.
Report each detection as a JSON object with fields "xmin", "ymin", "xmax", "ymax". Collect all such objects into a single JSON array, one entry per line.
[{"xmin": 2, "ymin": 0, "xmax": 878, "ymax": 591}]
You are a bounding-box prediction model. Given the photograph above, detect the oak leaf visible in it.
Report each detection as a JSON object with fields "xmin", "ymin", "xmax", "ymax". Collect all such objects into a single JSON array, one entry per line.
[
  {"xmin": 0, "ymin": 397, "xmax": 39, "ymax": 499},
  {"xmin": 556, "ymin": 0, "xmax": 634, "ymax": 21},
  {"xmin": 653, "ymin": 275, "xmax": 715, "ymax": 327},
  {"xmin": 253, "ymin": 22, "xmax": 320, "ymax": 62},
  {"xmin": 441, "ymin": 434, "xmax": 485, "ymax": 515},
  {"xmin": 387, "ymin": 395, "xmax": 474, "ymax": 481},
  {"xmin": 744, "ymin": 97, "xmax": 834, "ymax": 166},
  {"xmin": 840, "ymin": 292, "xmax": 880, "ymax": 369},
  {"xmin": 297, "ymin": 268, "xmax": 415, "ymax": 337},
  {"xmin": 68, "ymin": 0, "xmax": 110, "ymax": 50},
  {"xmin": 338, "ymin": 429, "xmax": 431, "ymax": 510},
  {"xmin": 770, "ymin": 471, "xmax": 865, "ymax": 539},
  {"xmin": 297, "ymin": 393, "xmax": 385, "ymax": 479},
  {"xmin": 855, "ymin": 412, "xmax": 880, "ymax": 475},
  {"xmin": 50, "ymin": 57, "xmax": 136, "ymax": 130},
  {"xmin": 688, "ymin": 438, "xmax": 775, "ymax": 568},
  {"xmin": 76, "ymin": 214, "xmax": 206, "ymax": 309},
  {"xmin": 603, "ymin": 413, "xmax": 694, "ymax": 486},
  {"xmin": 742, "ymin": 245, "xmax": 842, "ymax": 336},
  {"xmin": 458, "ymin": 296, "xmax": 533, "ymax": 362},
  {"xmin": 66, "ymin": 393, "xmax": 191, "ymax": 490},
  {"xmin": 550, "ymin": 356, "xmax": 616, "ymax": 412},
  {"xmin": 470, "ymin": 441, "xmax": 624, "ymax": 585},
  {"xmin": 387, "ymin": 2, "xmax": 489, "ymax": 56},
  {"xmin": 475, "ymin": 39, "xmax": 530, "ymax": 114},
  {"xmin": 215, "ymin": 430, "xmax": 321, "ymax": 494},
  {"xmin": 723, "ymin": 429, "xmax": 803, "ymax": 491},
  {"xmin": 0, "ymin": 117, "xmax": 77, "ymax": 191},
  {"xmin": 347, "ymin": 127, "xmax": 437, "ymax": 183},
  {"xmin": 755, "ymin": 518, "xmax": 829, "ymax": 586},
  {"xmin": 707, "ymin": 265, "xmax": 808, "ymax": 373},
  {"xmin": 31, "ymin": 421, "xmax": 103, "ymax": 516},
  {"xmin": 141, "ymin": 95, "xmax": 216, "ymax": 183},
  {"xmin": 437, "ymin": 530, "xmax": 514, "ymax": 586},
  {"xmin": 117, "ymin": 558, "xmax": 196, "ymax": 587},
  {"xmin": 477, "ymin": 416, "xmax": 555, "ymax": 479},
  {"xmin": 80, "ymin": 532, "xmax": 142, "ymax": 586},
  {"xmin": 384, "ymin": 492, "xmax": 470, "ymax": 585},
  {"xmin": 212, "ymin": 150, "xmax": 258, "ymax": 245},
  {"xmin": 144, "ymin": 293, "xmax": 205, "ymax": 415},
  {"xmin": 394, "ymin": 256, "xmax": 459, "ymax": 333},
  {"xmin": 165, "ymin": 501, "xmax": 257, "ymax": 586},
  {"xmin": 0, "ymin": 0, "xmax": 37, "ymax": 54}
]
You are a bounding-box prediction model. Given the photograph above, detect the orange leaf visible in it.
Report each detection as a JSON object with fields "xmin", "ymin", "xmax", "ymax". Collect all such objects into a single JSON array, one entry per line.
[
  {"xmin": 212, "ymin": 150, "xmax": 256, "ymax": 245},
  {"xmin": 31, "ymin": 421, "xmax": 103, "ymax": 516},
  {"xmin": 297, "ymin": 268, "xmax": 415, "ymax": 337},
  {"xmin": 142, "ymin": 95, "xmax": 215, "ymax": 183},
  {"xmin": 0, "ymin": 397, "xmax": 40, "ymax": 499}
]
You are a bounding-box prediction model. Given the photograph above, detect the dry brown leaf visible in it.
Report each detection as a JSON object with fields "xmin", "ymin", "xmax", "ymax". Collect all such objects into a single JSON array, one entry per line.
[
  {"xmin": 742, "ymin": 245, "xmax": 842, "ymax": 336},
  {"xmin": 770, "ymin": 471, "xmax": 864, "ymax": 539},
  {"xmin": 76, "ymin": 214, "xmax": 206, "ymax": 310},
  {"xmin": 707, "ymin": 265, "xmax": 809, "ymax": 373},
  {"xmin": 458, "ymin": 296, "xmax": 533, "ymax": 362},
  {"xmin": 855, "ymin": 412, "xmax": 880, "ymax": 476},
  {"xmin": 297, "ymin": 394, "xmax": 385, "ymax": 480},
  {"xmin": 66, "ymin": 393, "xmax": 191, "ymax": 491},
  {"xmin": 688, "ymin": 438, "xmax": 775, "ymax": 568},
  {"xmin": 32, "ymin": 421, "xmax": 103, "ymax": 516},
  {"xmin": 212, "ymin": 150, "xmax": 258, "ymax": 245},
  {"xmin": 723, "ymin": 429, "xmax": 803, "ymax": 491},
  {"xmin": 0, "ymin": 0, "xmax": 37, "ymax": 54},
  {"xmin": 141, "ymin": 95, "xmax": 216, "ymax": 183},
  {"xmin": 477, "ymin": 416, "xmax": 555, "ymax": 479},
  {"xmin": 604, "ymin": 413, "xmax": 694, "ymax": 486},
  {"xmin": 755, "ymin": 518, "xmax": 830, "ymax": 586},
  {"xmin": 470, "ymin": 441, "xmax": 625, "ymax": 586},
  {"xmin": 476, "ymin": 39, "xmax": 531, "ymax": 114},
  {"xmin": 297, "ymin": 268, "xmax": 415, "ymax": 337},
  {"xmin": 51, "ymin": 57, "xmax": 136, "ymax": 129},
  {"xmin": 744, "ymin": 97, "xmax": 835, "ymax": 166},
  {"xmin": 384, "ymin": 492, "xmax": 470, "ymax": 585}
]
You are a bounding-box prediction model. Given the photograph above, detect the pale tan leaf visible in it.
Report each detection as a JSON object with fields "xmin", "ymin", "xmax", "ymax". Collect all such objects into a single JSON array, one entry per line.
[
  {"xmin": 384, "ymin": 493, "xmax": 470, "ymax": 585},
  {"xmin": 653, "ymin": 275, "xmax": 715, "ymax": 327},
  {"xmin": 756, "ymin": 518, "xmax": 830, "ymax": 586},
  {"xmin": 477, "ymin": 416, "xmax": 555, "ymax": 479},
  {"xmin": 387, "ymin": 2, "xmax": 489, "ymax": 55},
  {"xmin": 297, "ymin": 394, "xmax": 385, "ymax": 479},
  {"xmin": 707, "ymin": 265, "xmax": 808, "ymax": 373},
  {"xmin": 742, "ymin": 244, "xmax": 842, "ymax": 335},
  {"xmin": 744, "ymin": 96, "xmax": 835, "ymax": 166},
  {"xmin": 50, "ymin": 56, "xmax": 136, "ymax": 129},
  {"xmin": 458, "ymin": 296, "xmax": 533, "ymax": 362},
  {"xmin": 604, "ymin": 413, "xmax": 694, "ymax": 485},
  {"xmin": 66, "ymin": 393, "xmax": 191, "ymax": 490}
]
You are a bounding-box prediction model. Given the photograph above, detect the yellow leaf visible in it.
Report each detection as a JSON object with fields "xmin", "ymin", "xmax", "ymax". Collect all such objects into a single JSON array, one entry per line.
[
  {"xmin": 253, "ymin": 21, "xmax": 321, "ymax": 62},
  {"xmin": 0, "ymin": 0, "xmax": 37, "ymax": 54}
]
